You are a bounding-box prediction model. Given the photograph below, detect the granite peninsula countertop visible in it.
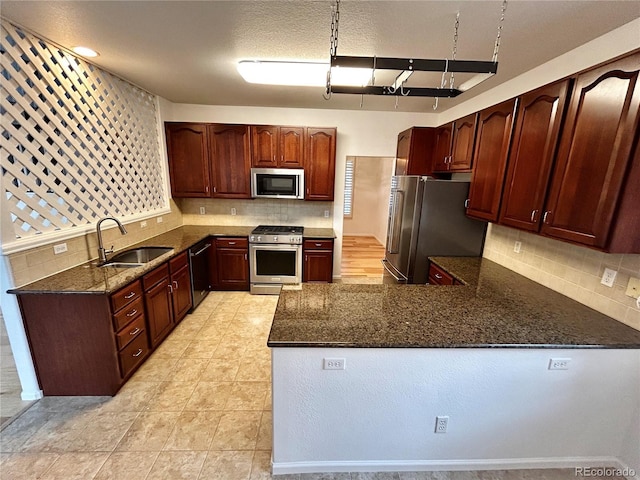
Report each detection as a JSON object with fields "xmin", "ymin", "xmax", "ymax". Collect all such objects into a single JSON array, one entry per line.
[{"xmin": 267, "ymin": 256, "xmax": 640, "ymax": 349}]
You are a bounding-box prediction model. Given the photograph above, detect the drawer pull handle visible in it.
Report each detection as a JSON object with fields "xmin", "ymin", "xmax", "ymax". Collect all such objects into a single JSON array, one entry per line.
[
  {"xmin": 126, "ymin": 309, "xmax": 138, "ymax": 317},
  {"xmin": 434, "ymin": 273, "xmax": 443, "ymax": 279},
  {"xmin": 228, "ymin": 241, "xmax": 236, "ymax": 245},
  {"xmin": 129, "ymin": 327, "xmax": 141, "ymax": 336},
  {"xmin": 132, "ymin": 349, "xmax": 143, "ymax": 357},
  {"xmin": 173, "ymin": 281, "xmax": 178, "ymax": 290},
  {"xmin": 315, "ymin": 243, "xmax": 322, "ymax": 247},
  {"xmin": 168, "ymin": 284, "xmax": 174, "ymax": 293},
  {"xmin": 124, "ymin": 292, "xmax": 136, "ymax": 299},
  {"xmin": 530, "ymin": 209, "xmax": 538, "ymax": 222}
]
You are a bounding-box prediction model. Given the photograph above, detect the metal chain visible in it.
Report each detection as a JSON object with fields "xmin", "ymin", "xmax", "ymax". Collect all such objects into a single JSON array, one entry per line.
[
  {"xmin": 449, "ymin": 11, "xmax": 459, "ymax": 90},
  {"xmin": 325, "ymin": 0, "xmax": 341, "ymax": 99},
  {"xmin": 492, "ymin": 0, "xmax": 508, "ymax": 62}
]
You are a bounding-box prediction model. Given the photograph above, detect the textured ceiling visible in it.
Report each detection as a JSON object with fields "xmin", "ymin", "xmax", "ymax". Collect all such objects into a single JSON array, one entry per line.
[{"xmin": 1, "ymin": 1, "xmax": 639, "ymax": 113}]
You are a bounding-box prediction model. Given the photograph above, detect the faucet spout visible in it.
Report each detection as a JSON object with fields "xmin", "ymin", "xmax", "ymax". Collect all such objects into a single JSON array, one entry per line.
[{"xmin": 97, "ymin": 217, "xmax": 128, "ymax": 263}]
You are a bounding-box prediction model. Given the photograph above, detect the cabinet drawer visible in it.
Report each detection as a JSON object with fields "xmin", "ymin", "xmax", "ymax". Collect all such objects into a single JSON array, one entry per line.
[
  {"xmin": 119, "ymin": 331, "xmax": 149, "ymax": 378},
  {"xmin": 143, "ymin": 263, "xmax": 170, "ymax": 291},
  {"xmin": 112, "ymin": 296, "xmax": 144, "ymax": 332},
  {"xmin": 303, "ymin": 239, "xmax": 333, "ymax": 250},
  {"xmin": 115, "ymin": 314, "xmax": 146, "ymax": 350},
  {"xmin": 428, "ymin": 263, "xmax": 455, "ymax": 285},
  {"xmin": 216, "ymin": 237, "xmax": 248, "ymax": 249},
  {"xmin": 169, "ymin": 251, "xmax": 189, "ymax": 273},
  {"xmin": 111, "ymin": 281, "xmax": 143, "ymax": 313}
]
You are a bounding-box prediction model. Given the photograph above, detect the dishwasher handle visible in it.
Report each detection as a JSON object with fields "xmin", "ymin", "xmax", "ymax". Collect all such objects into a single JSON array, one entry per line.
[{"xmin": 190, "ymin": 243, "xmax": 212, "ymax": 257}]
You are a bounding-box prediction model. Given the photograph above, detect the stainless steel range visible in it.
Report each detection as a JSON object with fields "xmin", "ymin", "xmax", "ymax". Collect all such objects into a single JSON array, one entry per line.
[{"xmin": 249, "ymin": 225, "xmax": 303, "ymax": 295}]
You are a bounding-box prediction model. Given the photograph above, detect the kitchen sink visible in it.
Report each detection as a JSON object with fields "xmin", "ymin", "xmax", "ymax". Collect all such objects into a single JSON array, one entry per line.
[{"xmin": 100, "ymin": 246, "xmax": 173, "ymax": 268}]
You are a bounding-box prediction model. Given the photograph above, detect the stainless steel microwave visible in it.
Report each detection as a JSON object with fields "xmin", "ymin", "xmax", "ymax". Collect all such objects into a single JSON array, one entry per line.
[{"xmin": 251, "ymin": 168, "xmax": 305, "ymax": 200}]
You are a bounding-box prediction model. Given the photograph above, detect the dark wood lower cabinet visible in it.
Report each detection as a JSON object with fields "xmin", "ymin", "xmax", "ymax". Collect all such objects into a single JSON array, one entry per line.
[
  {"xmin": 215, "ymin": 237, "xmax": 249, "ymax": 291},
  {"xmin": 144, "ymin": 273, "xmax": 174, "ymax": 348},
  {"xmin": 303, "ymin": 239, "xmax": 334, "ymax": 283}
]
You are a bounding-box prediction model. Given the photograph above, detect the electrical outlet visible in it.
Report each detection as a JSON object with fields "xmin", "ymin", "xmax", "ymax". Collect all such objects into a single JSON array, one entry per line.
[
  {"xmin": 140, "ymin": 221, "xmax": 147, "ymax": 228},
  {"xmin": 53, "ymin": 243, "xmax": 68, "ymax": 254},
  {"xmin": 513, "ymin": 241, "xmax": 522, "ymax": 253},
  {"xmin": 156, "ymin": 216, "xmax": 163, "ymax": 223},
  {"xmin": 625, "ymin": 277, "xmax": 640, "ymax": 299},
  {"xmin": 600, "ymin": 268, "xmax": 617, "ymax": 287},
  {"xmin": 323, "ymin": 358, "xmax": 345, "ymax": 370},
  {"xmin": 231, "ymin": 208, "xmax": 237, "ymax": 216},
  {"xmin": 199, "ymin": 206, "xmax": 206, "ymax": 215},
  {"xmin": 549, "ymin": 358, "xmax": 571, "ymax": 370},
  {"xmin": 435, "ymin": 416, "xmax": 449, "ymax": 433},
  {"xmin": 324, "ymin": 210, "xmax": 330, "ymax": 218}
]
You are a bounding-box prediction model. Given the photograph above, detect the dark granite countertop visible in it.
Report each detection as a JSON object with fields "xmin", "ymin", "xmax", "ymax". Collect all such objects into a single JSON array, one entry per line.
[
  {"xmin": 9, "ymin": 225, "xmax": 254, "ymax": 295},
  {"xmin": 267, "ymin": 256, "xmax": 640, "ymax": 349},
  {"xmin": 303, "ymin": 228, "xmax": 336, "ymax": 239}
]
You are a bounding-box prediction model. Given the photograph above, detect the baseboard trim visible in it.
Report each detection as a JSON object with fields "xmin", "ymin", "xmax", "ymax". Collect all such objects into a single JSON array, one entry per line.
[{"xmin": 272, "ymin": 456, "xmax": 623, "ymax": 475}]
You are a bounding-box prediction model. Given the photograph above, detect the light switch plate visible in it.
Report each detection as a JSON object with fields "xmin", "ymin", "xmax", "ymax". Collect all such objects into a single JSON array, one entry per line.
[{"xmin": 625, "ymin": 277, "xmax": 640, "ymax": 298}]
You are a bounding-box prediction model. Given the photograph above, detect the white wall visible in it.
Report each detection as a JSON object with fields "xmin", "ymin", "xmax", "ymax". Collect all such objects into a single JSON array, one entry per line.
[
  {"xmin": 272, "ymin": 347, "xmax": 640, "ymax": 476},
  {"xmin": 343, "ymin": 156, "xmax": 394, "ymax": 244},
  {"xmin": 159, "ymin": 100, "xmax": 435, "ymax": 277}
]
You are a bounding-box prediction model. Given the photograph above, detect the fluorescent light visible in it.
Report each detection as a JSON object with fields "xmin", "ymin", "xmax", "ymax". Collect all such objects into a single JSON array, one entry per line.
[
  {"xmin": 72, "ymin": 46, "xmax": 99, "ymax": 57},
  {"xmin": 458, "ymin": 73, "xmax": 494, "ymax": 92},
  {"xmin": 237, "ymin": 60, "xmax": 371, "ymax": 87}
]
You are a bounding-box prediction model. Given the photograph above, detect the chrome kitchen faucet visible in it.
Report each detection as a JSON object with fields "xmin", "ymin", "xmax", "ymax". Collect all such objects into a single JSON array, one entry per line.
[{"xmin": 97, "ymin": 217, "xmax": 128, "ymax": 263}]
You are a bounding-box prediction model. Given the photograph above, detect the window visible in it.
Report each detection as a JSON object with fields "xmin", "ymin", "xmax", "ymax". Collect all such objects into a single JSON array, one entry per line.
[{"xmin": 343, "ymin": 157, "xmax": 355, "ymax": 218}]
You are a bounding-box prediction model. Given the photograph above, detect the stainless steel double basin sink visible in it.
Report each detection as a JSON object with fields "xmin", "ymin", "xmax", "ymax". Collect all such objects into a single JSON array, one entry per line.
[{"xmin": 100, "ymin": 246, "xmax": 173, "ymax": 268}]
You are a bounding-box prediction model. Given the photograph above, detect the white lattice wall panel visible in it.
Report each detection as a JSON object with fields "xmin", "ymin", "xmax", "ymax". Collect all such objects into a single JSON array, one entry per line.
[{"xmin": 0, "ymin": 21, "xmax": 166, "ymax": 239}]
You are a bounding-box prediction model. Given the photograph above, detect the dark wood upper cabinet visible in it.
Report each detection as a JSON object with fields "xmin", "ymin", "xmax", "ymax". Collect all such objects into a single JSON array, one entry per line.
[
  {"xmin": 466, "ymin": 99, "xmax": 517, "ymax": 222},
  {"xmin": 208, "ymin": 124, "xmax": 252, "ymax": 199},
  {"xmin": 394, "ymin": 127, "xmax": 435, "ymax": 176},
  {"xmin": 498, "ymin": 81, "xmax": 570, "ymax": 232},
  {"xmin": 449, "ymin": 113, "xmax": 478, "ymax": 171},
  {"xmin": 541, "ymin": 53, "xmax": 640, "ymax": 251},
  {"xmin": 165, "ymin": 123, "xmax": 211, "ymax": 197},
  {"xmin": 251, "ymin": 126, "xmax": 304, "ymax": 168},
  {"xmin": 431, "ymin": 124, "xmax": 453, "ymax": 173},
  {"xmin": 305, "ymin": 127, "xmax": 336, "ymax": 201}
]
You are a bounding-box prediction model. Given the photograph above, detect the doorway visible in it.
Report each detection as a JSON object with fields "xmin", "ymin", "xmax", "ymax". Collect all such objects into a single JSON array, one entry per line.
[{"xmin": 341, "ymin": 156, "xmax": 394, "ymax": 283}]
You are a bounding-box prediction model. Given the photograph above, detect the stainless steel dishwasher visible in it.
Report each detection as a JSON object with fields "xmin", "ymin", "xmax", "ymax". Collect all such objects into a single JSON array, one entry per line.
[{"xmin": 188, "ymin": 239, "xmax": 211, "ymax": 311}]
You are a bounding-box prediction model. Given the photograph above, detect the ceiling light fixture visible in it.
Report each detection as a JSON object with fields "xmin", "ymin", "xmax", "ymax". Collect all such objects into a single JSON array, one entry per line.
[
  {"xmin": 237, "ymin": 60, "xmax": 371, "ymax": 87},
  {"xmin": 323, "ymin": 0, "xmax": 508, "ymax": 101},
  {"xmin": 72, "ymin": 46, "xmax": 99, "ymax": 57}
]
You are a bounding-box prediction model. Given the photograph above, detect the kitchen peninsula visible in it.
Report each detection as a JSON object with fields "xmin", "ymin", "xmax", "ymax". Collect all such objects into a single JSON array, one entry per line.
[{"xmin": 267, "ymin": 257, "xmax": 640, "ymax": 475}]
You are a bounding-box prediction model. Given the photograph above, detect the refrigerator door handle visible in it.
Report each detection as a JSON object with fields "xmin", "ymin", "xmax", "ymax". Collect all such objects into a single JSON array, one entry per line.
[
  {"xmin": 381, "ymin": 259, "xmax": 407, "ymax": 282},
  {"xmin": 388, "ymin": 190, "xmax": 404, "ymax": 254}
]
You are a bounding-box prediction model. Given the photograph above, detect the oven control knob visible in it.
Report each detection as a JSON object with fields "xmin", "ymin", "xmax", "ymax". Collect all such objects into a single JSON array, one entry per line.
[
  {"xmin": 257, "ymin": 236, "xmax": 262, "ymax": 242},
  {"xmin": 273, "ymin": 236, "xmax": 278, "ymax": 242},
  {"xmin": 250, "ymin": 235, "xmax": 255, "ymax": 242}
]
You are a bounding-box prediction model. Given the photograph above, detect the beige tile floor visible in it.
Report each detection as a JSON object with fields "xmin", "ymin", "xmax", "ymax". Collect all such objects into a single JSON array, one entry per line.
[{"xmin": 0, "ymin": 292, "xmax": 621, "ymax": 479}]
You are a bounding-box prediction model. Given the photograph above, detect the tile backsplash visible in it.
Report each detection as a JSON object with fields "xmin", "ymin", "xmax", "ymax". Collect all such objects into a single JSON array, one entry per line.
[
  {"xmin": 483, "ymin": 223, "xmax": 640, "ymax": 331},
  {"xmin": 8, "ymin": 201, "xmax": 183, "ymax": 288},
  {"xmin": 178, "ymin": 198, "xmax": 334, "ymax": 228}
]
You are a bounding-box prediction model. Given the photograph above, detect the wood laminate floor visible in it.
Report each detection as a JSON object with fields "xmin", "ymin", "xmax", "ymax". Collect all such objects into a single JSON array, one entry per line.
[{"xmin": 340, "ymin": 236, "xmax": 385, "ymax": 283}]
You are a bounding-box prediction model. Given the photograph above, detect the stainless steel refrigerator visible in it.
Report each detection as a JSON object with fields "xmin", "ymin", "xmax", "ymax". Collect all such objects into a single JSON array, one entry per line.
[{"xmin": 382, "ymin": 177, "xmax": 487, "ymax": 284}]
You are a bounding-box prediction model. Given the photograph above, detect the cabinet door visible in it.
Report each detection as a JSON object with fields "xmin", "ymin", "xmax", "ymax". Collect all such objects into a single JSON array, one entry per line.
[
  {"xmin": 279, "ymin": 127, "xmax": 305, "ymax": 167},
  {"xmin": 303, "ymin": 250, "xmax": 333, "ymax": 283},
  {"xmin": 499, "ymin": 81, "xmax": 570, "ymax": 232},
  {"xmin": 541, "ymin": 54, "xmax": 640, "ymax": 249},
  {"xmin": 466, "ymin": 99, "xmax": 517, "ymax": 222},
  {"xmin": 251, "ymin": 125, "xmax": 278, "ymax": 168},
  {"xmin": 217, "ymin": 247, "xmax": 249, "ymax": 290},
  {"xmin": 305, "ymin": 128, "xmax": 337, "ymax": 201},
  {"xmin": 432, "ymin": 124, "xmax": 453, "ymax": 172},
  {"xmin": 165, "ymin": 123, "xmax": 211, "ymax": 197},
  {"xmin": 450, "ymin": 113, "xmax": 477, "ymax": 171},
  {"xmin": 144, "ymin": 277, "xmax": 174, "ymax": 348},
  {"xmin": 394, "ymin": 129, "xmax": 411, "ymax": 176},
  {"xmin": 209, "ymin": 124, "xmax": 252, "ymax": 198},
  {"xmin": 171, "ymin": 264, "xmax": 192, "ymax": 323}
]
